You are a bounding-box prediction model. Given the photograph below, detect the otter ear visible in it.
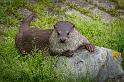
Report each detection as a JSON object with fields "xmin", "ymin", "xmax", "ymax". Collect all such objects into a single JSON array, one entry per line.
[
  {"xmin": 72, "ymin": 24, "xmax": 75, "ymax": 28},
  {"xmin": 54, "ymin": 25, "xmax": 56, "ymax": 29},
  {"xmin": 54, "ymin": 25, "xmax": 58, "ymax": 31},
  {"xmin": 69, "ymin": 22, "xmax": 75, "ymax": 28}
]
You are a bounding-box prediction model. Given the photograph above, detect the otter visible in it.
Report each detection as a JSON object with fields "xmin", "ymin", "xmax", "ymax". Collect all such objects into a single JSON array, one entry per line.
[
  {"xmin": 15, "ymin": 13, "xmax": 52, "ymax": 54},
  {"xmin": 49, "ymin": 21, "xmax": 95, "ymax": 57},
  {"xmin": 15, "ymin": 13, "xmax": 95, "ymax": 56}
]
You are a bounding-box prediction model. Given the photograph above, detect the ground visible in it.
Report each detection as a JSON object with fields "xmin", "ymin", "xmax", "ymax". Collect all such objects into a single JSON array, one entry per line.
[{"xmin": 0, "ymin": 0, "xmax": 124, "ymax": 82}]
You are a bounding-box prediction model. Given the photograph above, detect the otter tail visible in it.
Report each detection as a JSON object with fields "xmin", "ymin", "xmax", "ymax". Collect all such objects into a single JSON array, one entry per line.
[{"xmin": 20, "ymin": 13, "xmax": 35, "ymax": 32}]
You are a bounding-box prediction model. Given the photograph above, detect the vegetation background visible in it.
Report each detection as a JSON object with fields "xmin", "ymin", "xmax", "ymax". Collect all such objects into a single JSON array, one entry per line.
[{"xmin": 0, "ymin": 0, "xmax": 124, "ymax": 82}]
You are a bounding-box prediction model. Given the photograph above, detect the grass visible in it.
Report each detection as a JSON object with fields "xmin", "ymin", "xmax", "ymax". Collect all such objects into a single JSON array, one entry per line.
[
  {"xmin": 66, "ymin": 1, "xmax": 101, "ymax": 21},
  {"xmin": 0, "ymin": 0, "xmax": 27, "ymax": 25},
  {"xmin": 86, "ymin": 0, "xmax": 120, "ymax": 17},
  {"xmin": 110, "ymin": 0, "xmax": 124, "ymax": 9},
  {"xmin": 67, "ymin": 14, "xmax": 124, "ymax": 50},
  {"xmin": 0, "ymin": 27, "xmax": 57, "ymax": 82},
  {"xmin": 0, "ymin": 0, "xmax": 124, "ymax": 82},
  {"xmin": 66, "ymin": 14, "xmax": 124, "ymax": 66}
]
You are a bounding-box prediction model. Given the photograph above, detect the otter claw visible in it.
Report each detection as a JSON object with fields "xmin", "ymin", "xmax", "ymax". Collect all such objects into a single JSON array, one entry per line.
[{"xmin": 84, "ymin": 44, "xmax": 95, "ymax": 52}]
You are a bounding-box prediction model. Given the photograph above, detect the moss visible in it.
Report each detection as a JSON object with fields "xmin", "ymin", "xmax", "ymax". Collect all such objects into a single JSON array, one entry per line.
[
  {"xmin": 110, "ymin": 0, "xmax": 124, "ymax": 9},
  {"xmin": 66, "ymin": 2, "xmax": 101, "ymax": 21},
  {"xmin": 98, "ymin": 7, "xmax": 120, "ymax": 17},
  {"xmin": 86, "ymin": 0, "xmax": 121, "ymax": 17}
]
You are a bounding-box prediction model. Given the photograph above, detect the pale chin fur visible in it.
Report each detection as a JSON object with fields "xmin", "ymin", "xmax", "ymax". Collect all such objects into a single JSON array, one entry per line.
[{"xmin": 49, "ymin": 28, "xmax": 83, "ymax": 54}]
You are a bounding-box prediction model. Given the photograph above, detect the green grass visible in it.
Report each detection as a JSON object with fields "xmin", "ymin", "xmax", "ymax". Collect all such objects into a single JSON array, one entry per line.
[
  {"xmin": 0, "ymin": 27, "xmax": 57, "ymax": 82},
  {"xmin": 66, "ymin": 14, "xmax": 124, "ymax": 66},
  {"xmin": 67, "ymin": 14, "xmax": 124, "ymax": 50},
  {"xmin": 0, "ymin": 1, "xmax": 58, "ymax": 81},
  {"xmin": 0, "ymin": 0, "xmax": 27, "ymax": 25},
  {"xmin": 66, "ymin": 1, "xmax": 101, "ymax": 21},
  {"xmin": 0, "ymin": 0, "xmax": 124, "ymax": 82},
  {"xmin": 86, "ymin": 0, "xmax": 121, "ymax": 17}
]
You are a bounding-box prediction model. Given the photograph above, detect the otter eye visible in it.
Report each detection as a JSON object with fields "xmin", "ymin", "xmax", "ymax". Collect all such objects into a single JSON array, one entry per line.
[
  {"xmin": 57, "ymin": 31, "xmax": 61, "ymax": 35},
  {"xmin": 67, "ymin": 32, "xmax": 70, "ymax": 35},
  {"xmin": 57, "ymin": 32, "xmax": 60, "ymax": 35}
]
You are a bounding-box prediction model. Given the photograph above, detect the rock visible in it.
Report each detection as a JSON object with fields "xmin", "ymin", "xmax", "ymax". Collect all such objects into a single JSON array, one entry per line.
[
  {"xmin": 51, "ymin": 0, "xmax": 63, "ymax": 3},
  {"xmin": 18, "ymin": 8, "xmax": 33, "ymax": 18},
  {"xmin": 50, "ymin": 0, "xmax": 122, "ymax": 22},
  {"xmin": 90, "ymin": 7, "xmax": 115, "ymax": 22},
  {"xmin": 111, "ymin": 0, "xmax": 124, "ymax": 9},
  {"xmin": 106, "ymin": 74, "xmax": 124, "ymax": 82},
  {"xmin": 65, "ymin": 8, "xmax": 92, "ymax": 21},
  {"xmin": 119, "ymin": 15, "xmax": 124, "ymax": 19},
  {"xmin": 117, "ymin": 9, "xmax": 124, "ymax": 14},
  {"xmin": 68, "ymin": 0, "xmax": 93, "ymax": 8},
  {"xmin": 54, "ymin": 47, "xmax": 124, "ymax": 82},
  {"xmin": 117, "ymin": 9, "xmax": 124, "ymax": 19},
  {"xmin": 28, "ymin": 0, "xmax": 37, "ymax": 4},
  {"xmin": 65, "ymin": 0, "xmax": 115, "ymax": 22},
  {"xmin": 86, "ymin": 0, "xmax": 117, "ymax": 10}
]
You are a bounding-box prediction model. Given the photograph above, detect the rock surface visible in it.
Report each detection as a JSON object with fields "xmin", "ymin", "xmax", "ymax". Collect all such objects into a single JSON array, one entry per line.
[
  {"xmin": 52, "ymin": 0, "xmax": 124, "ymax": 22},
  {"xmin": 54, "ymin": 47, "xmax": 124, "ymax": 82},
  {"xmin": 18, "ymin": 0, "xmax": 124, "ymax": 23},
  {"xmin": 18, "ymin": 8, "xmax": 33, "ymax": 18}
]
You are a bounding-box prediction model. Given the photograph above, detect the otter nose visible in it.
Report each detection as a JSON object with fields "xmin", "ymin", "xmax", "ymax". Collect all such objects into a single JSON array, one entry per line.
[{"xmin": 60, "ymin": 37, "xmax": 66, "ymax": 43}]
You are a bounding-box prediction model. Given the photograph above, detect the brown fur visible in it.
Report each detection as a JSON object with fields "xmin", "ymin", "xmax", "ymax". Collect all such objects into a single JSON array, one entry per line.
[
  {"xmin": 15, "ymin": 13, "xmax": 95, "ymax": 56},
  {"xmin": 49, "ymin": 21, "xmax": 95, "ymax": 57},
  {"xmin": 15, "ymin": 13, "xmax": 52, "ymax": 54}
]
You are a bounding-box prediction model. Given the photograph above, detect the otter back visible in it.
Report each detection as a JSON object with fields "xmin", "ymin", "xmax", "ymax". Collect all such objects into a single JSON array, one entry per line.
[{"xmin": 15, "ymin": 13, "xmax": 52, "ymax": 54}]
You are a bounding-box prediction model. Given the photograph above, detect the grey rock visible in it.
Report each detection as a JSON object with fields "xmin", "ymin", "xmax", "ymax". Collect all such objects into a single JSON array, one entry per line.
[
  {"xmin": 117, "ymin": 9, "xmax": 124, "ymax": 14},
  {"xmin": 65, "ymin": 0, "xmax": 114, "ymax": 22},
  {"xmin": 50, "ymin": 0, "xmax": 123, "ymax": 22},
  {"xmin": 68, "ymin": 0, "xmax": 93, "ymax": 8},
  {"xmin": 90, "ymin": 7, "xmax": 115, "ymax": 22},
  {"xmin": 117, "ymin": 9, "xmax": 124, "ymax": 19},
  {"xmin": 65, "ymin": 8, "xmax": 92, "ymax": 21},
  {"xmin": 18, "ymin": 8, "xmax": 33, "ymax": 18},
  {"xmin": 119, "ymin": 15, "xmax": 124, "ymax": 19},
  {"xmin": 28, "ymin": 0, "xmax": 37, "ymax": 4},
  {"xmin": 87, "ymin": 0, "xmax": 117, "ymax": 10},
  {"xmin": 54, "ymin": 46, "xmax": 123, "ymax": 82},
  {"xmin": 106, "ymin": 73, "xmax": 124, "ymax": 82}
]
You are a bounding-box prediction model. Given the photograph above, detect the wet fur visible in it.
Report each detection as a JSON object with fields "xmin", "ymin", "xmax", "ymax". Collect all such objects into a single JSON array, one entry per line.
[
  {"xmin": 15, "ymin": 13, "xmax": 52, "ymax": 54},
  {"xmin": 49, "ymin": 28, "xmax": 89, "ymax": 54},
  {"xmin": 15, "ymin": 13, "xmax": 94, "ymax": 56},
  {"xmin": 49, "ymin": 21, "xmax": 95, "ymax": 57}
]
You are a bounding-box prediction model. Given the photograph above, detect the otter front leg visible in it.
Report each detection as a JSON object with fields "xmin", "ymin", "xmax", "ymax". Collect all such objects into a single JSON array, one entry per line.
[
  {"xmin": 79, "ymin": 43, "xmax": 95, "ymax": 52},
  {"xmin": 62, "ymin": 50, "xmax": 74, "ymax": 57},
  {"xmin": 85, "ymin": 43, "xmax": 95, "ymax": 52}
]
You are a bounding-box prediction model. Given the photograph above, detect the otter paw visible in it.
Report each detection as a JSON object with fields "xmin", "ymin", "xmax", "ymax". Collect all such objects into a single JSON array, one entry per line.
[
  {"xmin": 85, "ymin": 44, "xmax": 95, "ymax": 52},
  {"xmin": 63, "ymin": 50, "xmax": 74, "ymax": 57}
]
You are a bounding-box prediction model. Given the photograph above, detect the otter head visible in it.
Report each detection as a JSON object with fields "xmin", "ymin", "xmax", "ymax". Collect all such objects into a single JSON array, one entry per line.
[{"xmin": 54, "ymin": 21, "xmax": 74, "ymax": 43}]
